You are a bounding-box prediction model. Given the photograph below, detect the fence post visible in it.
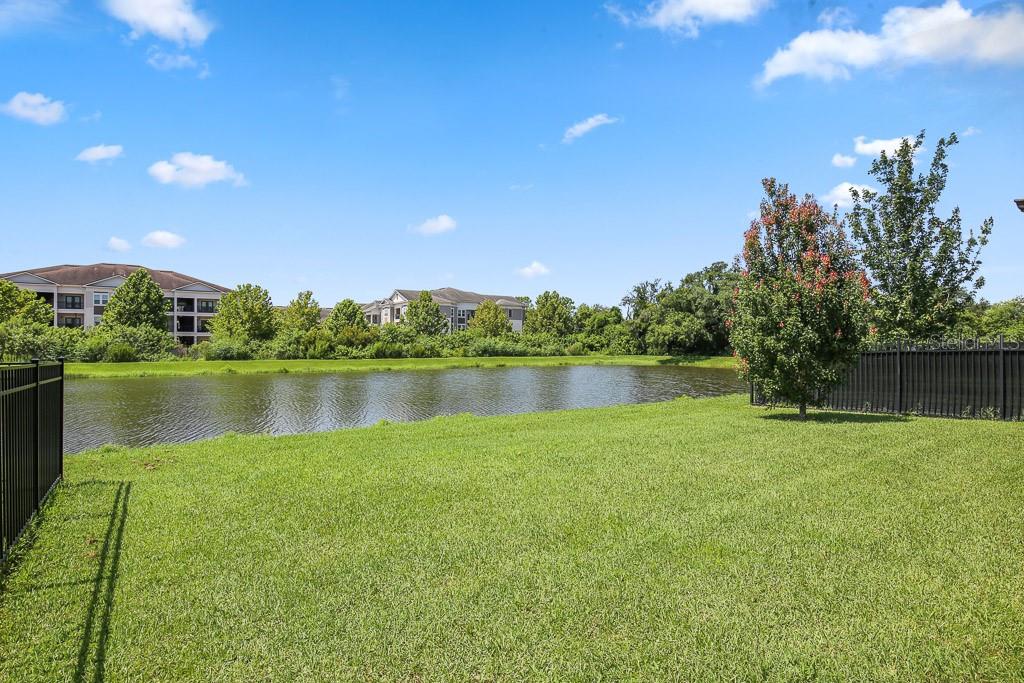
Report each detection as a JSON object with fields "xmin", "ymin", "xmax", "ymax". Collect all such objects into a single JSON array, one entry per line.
[
  {"xmin": 32, "ymin": 358, "xmax": 40, "ymax": 513},
  {"xmin": 58, "ymin": 357, "xmax": 65, "ymax": 478},
  {"xmin": 895, "ymin": 341, "xmax": 902, "ymax": 414},
  {"xmin": 998, "ymin": 335, "xmax": 1005, "ymax": 420}
]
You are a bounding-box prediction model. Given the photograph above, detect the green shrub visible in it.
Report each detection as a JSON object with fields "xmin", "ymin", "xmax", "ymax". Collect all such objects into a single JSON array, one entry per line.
[
  {"xmin": 366, "ymin": 341, "xmax": 406, "ymax": 359},
  {"xmin": 197, "ymin": 337, "xmax": 253, "ymax": 361},
  {"xmin": 565, "ymin": 342, "xmax": 587, "ymax": 356},
  {"xmin": 90, "ymin": 324, "xmax": 177, "ymax": 362},
  {"xmin": 103, "ymin": 342, "xmax": 139, "ymax": 363}
]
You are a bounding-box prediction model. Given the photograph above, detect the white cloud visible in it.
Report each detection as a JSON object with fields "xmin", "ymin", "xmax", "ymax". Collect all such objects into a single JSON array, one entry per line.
[
  {"xmin": 822, "ymin": 181, "xmax": 874, "ymax": 209},
  {"xmin": 145, "ymin": 46, "xmax": 209, "ymax": 76},
  {"xmin": 76, "ymin": 144, "xmax": 124, "ymax": 163},
  {"xmin": 831, "ymin": 152, "xmax": 856, "ymax": 168},
  {"xmin": 853, "ymin": 135, "xmax": 911, "ymax": 157},
  {"xmin": 962, "ymin": 125, "xmax": 981, "ymax": 137},
  {"xmin": 562, "ymin": 113, "xmax": 619, "ymax": 144},
  {"xmin": 609, "ymin": 0, "xmax": 771, "ymax": 37},
  {"xmin": 517, "ymin": 261, "xmax": 550, "ymax": 279},
  {"xmin": 1, "ymin": 91, "xmax": 66, "ymax": 125},
  {"xmin": 817, "ymin": 6, "xmax": 855, "ymax": 29},
  {"xmin": 411, "ymin": 214, "xmax": 457, "ymax": 236},
  {"xmin": 142, "ymin": 230, "xmax": 186, "ymax": 248},
  {"xmin": 0, "ymin": 0, "xmax": 64, "ymax": 32},
  {"xmin": 759, "ymin": 1, "xmax": 1024, "ymax": 86},
  {"xmin": 104, "ymin": 0, "xmax": 212, "ymax": 45},
  {"xmin": 107, "ymin": 236, "xmax": 131, "ymax": 252},
  {"xmin": 148, "ymin": 152, "xmax": 245, "ymax": 188}
]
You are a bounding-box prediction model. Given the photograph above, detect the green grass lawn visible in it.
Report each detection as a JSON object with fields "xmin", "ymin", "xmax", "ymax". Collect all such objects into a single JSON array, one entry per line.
[
  {"xmin": 64, "ymin": 354, "xmax": 734, "ymax": 379},
  {"xmin": 2, "ymin": 395, "xmax": 1022, "ymax": 681}
]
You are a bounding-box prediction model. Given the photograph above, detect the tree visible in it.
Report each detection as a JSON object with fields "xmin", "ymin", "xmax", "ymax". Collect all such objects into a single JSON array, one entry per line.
[
  {"xmin": 731, "ymin": 178, "xmax": 871, "ymax": 419},
  {"xmin": 0, "ymin": 279, "xmax": 52, "ymax": 326},
  {"xmin": 402, "ymin": 291, "xmax": 448, "ymax": 336},
  {"xmin": 848, "ymin": 131, "xmax": 992, "ymax": 340},
  {"xmin": 524, "ymin": 291, "xmax": 575, "ymax": 337},
  {"xmin": 959, "ymin": 297, "xmax": 1024, "ymax": 339},
  {"xmin": 208, "ymin": 283, "xmax": 276, "ymax": 341},
  {"xmin": 468, "ymin": 300, "xmax": 513, "ymax": 337},
  {"xmin": 323, "ymin": 298, "xmax": 368, "ymax": 334},
  {"xmin": 621, "ymin": 280, "xmax": 668, "ymax": 353},
  {"xmin": 278, "ymin": 290, "xmax": 322, "ymax": 333},
  {"xmin": 103, "ymin": 268, "xmax": 169, "ymax": 330},
  {"xmin": 645, "ymin": 311, "xmax": 707, "ymax": 355},
  {"xmin": 654, "ymin": 262, "xmax": 741, "ymax": 354}
]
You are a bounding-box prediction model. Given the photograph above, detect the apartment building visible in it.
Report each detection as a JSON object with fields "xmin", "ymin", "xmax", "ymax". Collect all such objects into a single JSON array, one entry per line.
[
  {"xmin": 0, "ymin": 263, "xmax": 230, "ymax": 346},
  {"xmin": 361, "ymin": 288, "xmax": 526, "ymax": 332}
]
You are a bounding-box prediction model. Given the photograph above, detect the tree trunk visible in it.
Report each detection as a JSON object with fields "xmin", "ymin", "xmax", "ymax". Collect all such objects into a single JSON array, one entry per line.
[{"xmin": 799, "ymin": 402, "xmax": 807, "ymax": 421}]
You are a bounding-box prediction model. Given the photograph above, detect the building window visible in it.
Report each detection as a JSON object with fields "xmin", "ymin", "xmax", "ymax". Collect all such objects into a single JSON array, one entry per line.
[
  {"xmin": 198, "ymin": 299, "xmax": 217, "ymax": 313},
  {"xmin": 94, "ymin": 316, "xmax": 103, "ymax": 326},
  {"xmin": 58, "ymin": 315, "xmax": 83, "ymax": 328},
  {"xmin": 507, "ymin": 309, "xmax": 513, "ymax": 318},
  {"xmin": 93, "ymin": 292, "xmax": 110, "ymax": 306},
  {"xmin": 59, "ymin": 294, "xmax": 83, "ymax": 310}
]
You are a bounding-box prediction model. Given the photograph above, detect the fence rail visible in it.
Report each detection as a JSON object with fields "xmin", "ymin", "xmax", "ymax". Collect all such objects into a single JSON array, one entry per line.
[
  {"xmin": 1, "ymin": 359, "xmax": 65, "ymax": 562},
  {"xmin": 752, "ymin": 338, "xmax": 1023, "ymax": 420}
]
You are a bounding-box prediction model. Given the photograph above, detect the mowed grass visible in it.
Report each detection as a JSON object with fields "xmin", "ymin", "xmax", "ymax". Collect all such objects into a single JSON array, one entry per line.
[
  {"xmin": 64, "ymin": 354, "xmax": 734, "ymax": 379},
  {"xmin": 2, "ymin": 395, "xmax": 1022, "ymax": 681}
]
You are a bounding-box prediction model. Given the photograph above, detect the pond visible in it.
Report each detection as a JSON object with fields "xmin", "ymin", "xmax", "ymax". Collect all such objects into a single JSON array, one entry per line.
[{"xmin": 64, "ymin": 364, "xmax": 745, "ymax": 453}]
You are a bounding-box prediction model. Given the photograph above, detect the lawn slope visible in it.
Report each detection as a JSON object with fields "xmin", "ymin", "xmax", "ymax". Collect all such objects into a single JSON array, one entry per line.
[
  {"xmin": 64, "ymin": 354, "xmax": 734, "ymax": 379},
  {"xmin": 1, "ymin": 395, "xmax": 1022, "ymax": 681}
]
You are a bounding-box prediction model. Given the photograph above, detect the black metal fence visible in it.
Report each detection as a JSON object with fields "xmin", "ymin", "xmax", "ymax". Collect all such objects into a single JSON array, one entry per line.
[
  {"xmin": 1, "ymin": 359, "xmax": 64, "ymax": 562},
  {"xmin": 753, "ymin": 338, "xmax": 1023, "ymax": 420}
]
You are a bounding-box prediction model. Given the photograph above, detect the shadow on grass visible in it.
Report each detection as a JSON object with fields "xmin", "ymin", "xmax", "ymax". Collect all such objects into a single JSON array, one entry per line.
[
  {"xmin": 0, "ymin": 476, "xmax": 84, "ymax": 595},
  {"xmin": 0, "ymin": 480, "xmax": 130, "ymax": 681},
  {"xmin": 759, "ymin": 410, "xmax": 909, "ymax": 424},
  {"xmin": 73, "ymin": 480, "xmax": 131, "ymax": 683}
]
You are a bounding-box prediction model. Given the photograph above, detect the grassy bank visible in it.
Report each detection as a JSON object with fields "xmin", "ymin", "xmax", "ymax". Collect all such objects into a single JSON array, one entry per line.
[
  {"xmin": 64, "ymin": 354, "xmax": 734, "ymax": 379},
  {"xmin": 2, "ymin": 395, "xmax": 1022, "ymax": 680}
]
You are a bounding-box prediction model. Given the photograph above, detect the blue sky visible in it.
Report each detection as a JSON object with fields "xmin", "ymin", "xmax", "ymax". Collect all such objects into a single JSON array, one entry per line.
[{"xmin": 1, "ymin": 0, "xmax": 1022, "ymax": 307}]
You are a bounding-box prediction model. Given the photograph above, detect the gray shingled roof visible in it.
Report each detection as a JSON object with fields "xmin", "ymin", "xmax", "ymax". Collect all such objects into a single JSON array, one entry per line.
[
  {"xmin": 0, "ymin": 263, "xmax": 230, "ymax": 292},
  {"xmin": 393, "ymin": 287, "xmax": 525, "ymax": 307}
]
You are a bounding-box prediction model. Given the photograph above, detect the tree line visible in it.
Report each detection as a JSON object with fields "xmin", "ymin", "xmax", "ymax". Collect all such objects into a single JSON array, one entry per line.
[{"xmin": 0, "ymin": 131, "xmax": 1020, "ymax": 366}]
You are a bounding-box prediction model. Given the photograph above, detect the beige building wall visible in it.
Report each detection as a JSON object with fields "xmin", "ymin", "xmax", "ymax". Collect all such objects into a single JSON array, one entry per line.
[{"xmin": 3, "ymin": 272, "xmax": 225, "ymax": 346}]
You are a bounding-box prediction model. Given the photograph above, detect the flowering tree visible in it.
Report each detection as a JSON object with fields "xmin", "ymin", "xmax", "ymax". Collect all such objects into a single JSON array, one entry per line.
[{"xmin": 730, "ymin": 178, "xmax": 871, "ymax": 419}]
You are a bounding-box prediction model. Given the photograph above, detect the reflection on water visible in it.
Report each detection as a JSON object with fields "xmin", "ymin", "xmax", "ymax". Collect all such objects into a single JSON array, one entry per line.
[{"xmin": 65, "ymin": 365, "xmax": 745, "ymax": 453}]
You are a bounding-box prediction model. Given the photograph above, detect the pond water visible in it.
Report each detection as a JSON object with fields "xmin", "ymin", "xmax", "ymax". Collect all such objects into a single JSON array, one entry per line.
[{"xmin": 64, "ymin": 365, "xmax": 745, "ymax": 453}]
